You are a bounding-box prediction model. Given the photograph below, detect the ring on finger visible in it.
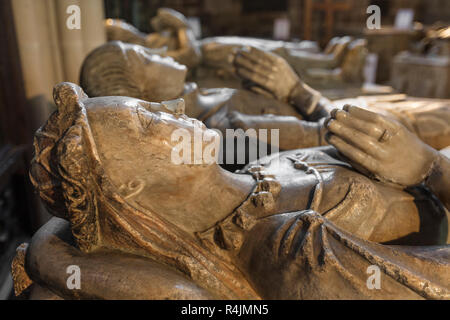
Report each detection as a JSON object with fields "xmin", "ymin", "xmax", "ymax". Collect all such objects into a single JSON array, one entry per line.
[{"xmin": 378, "ymin": 129, "xmax": 391, "ymax": 142}]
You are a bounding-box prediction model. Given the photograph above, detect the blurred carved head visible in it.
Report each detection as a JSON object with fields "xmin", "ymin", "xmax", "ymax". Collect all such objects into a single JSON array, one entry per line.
[
  {"xmin": 80, "ymin": 41, "xmax": 187, "ymax": 102},
  {"xmin": 151, "ymin": 8, "xmax": 189, "ymax": 32},
  {"xmin": 105, "ymin": 19, "xmax": 148, "ymax": 46}
]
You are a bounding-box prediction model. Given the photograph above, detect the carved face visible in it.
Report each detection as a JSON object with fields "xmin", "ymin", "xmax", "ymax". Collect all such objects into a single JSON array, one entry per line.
[
  {"xmin": 125, "ymin": 44, "xmax": 188, "ymax": 101},
  {"xmin": 85, "ymin": 96, "xmax": 220, "ymax": 217}
]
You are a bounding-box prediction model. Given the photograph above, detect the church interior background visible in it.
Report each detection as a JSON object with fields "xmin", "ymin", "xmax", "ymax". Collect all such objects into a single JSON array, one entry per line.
[{"xmin": 0, "ymin": 0, "xmax": 449, "ymax": 300}]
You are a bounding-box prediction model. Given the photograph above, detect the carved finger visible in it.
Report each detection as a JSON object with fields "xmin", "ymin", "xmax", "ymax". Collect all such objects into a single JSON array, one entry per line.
[
  {"xmin": 343, "ymin": 105, "xmax": 383, "ymax": 122},
  {"xmin": 331, "ymin": 109, "xmax": 384, "ymax": 139},
  {"xmin": 372, "ymin": 113, "xmax": 400, "ymax": 133},
  {"xmin": 342, "ymin": 105, "xmax": 401, "ymax": 138},
  {"xmin": 238, "ymin": 49, "xmax": 274, "ymax": 70},
  {"xmin": 236, "ymin": 67, "xmax": 270, "ymax": 89},
  {"xmin": 249, "ymin": 46, "xmax": 280, "ymax": 65},
  {"xmin": 326, "ymin": 133, "xmax": 379, "ymax": 172},
  {"xmin": 234, "ymin": 54, "xmax": 273, "ymax": 78},
  {"xmin": 326, "ymin": 119, "xmax": 386, "ymax": 158},
  {"xmin": 249, "ymin": 85, "xmax": 276, "ymax": 99}
]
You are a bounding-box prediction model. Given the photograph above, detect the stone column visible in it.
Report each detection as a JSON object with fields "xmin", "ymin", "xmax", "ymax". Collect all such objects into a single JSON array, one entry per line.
[
  {"xmin": 12, "ymin": 0, "xmax": 107, "ymax": 112},
  {"xmin": 11, "ymin": 0, "xmax": 107, "ymax": 227},
  {"xmin": 80, "ymin": 0, "xmax": 107, "ymax": 56},
  {"xmin": 288, "ymin": 0, "xmax": 302, "ymax": 40},
  {"xmin": 11, "ymin": 0, "xmax": 59, "ymax": 130},
  {"xmin": 46, "ymin": 0, "xmax": 65, "ymax": 84},
  {"xmin": 54, "ymin": 0, "xmax": 85, "ymax": 84}
]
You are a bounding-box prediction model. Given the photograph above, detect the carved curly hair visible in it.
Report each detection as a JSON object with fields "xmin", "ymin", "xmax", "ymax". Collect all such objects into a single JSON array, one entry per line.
[{"xmin": 29, "ymin": 82, "xmax": 99, "ymax": 252}]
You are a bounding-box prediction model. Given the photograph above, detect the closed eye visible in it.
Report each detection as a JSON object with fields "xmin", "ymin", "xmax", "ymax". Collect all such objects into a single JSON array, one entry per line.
[{"xmin": 136, "ymin": 107, "xmax": 154, "ymax": 130}]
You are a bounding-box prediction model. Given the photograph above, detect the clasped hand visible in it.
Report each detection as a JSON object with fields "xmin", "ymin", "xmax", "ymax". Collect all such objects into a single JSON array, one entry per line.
[
  {"xmin": 233, "ymin": 46, "xmax": 300, "ymax": 103},
  {"xmin": 325, "ymin": 105, "xmax": 439, "ymax": 187}
]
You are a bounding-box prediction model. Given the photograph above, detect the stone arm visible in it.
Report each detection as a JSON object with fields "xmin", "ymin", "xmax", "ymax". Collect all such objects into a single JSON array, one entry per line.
[
  {"xmin": 424, "ymin": 152, "xmax": 450, "ymax": 210},
  {"xmin": 228, "ymin": 46, "xmax": 336, "ymax": 150},
  {"xmin": 228, "ymin": 112, "xmax": 327, "ymax": 150},
  {"xmin": 16, "ymin": 217, "xmax": 215, "ymax": 299},
  {"xmin": 233, "ymin": 46, "xmax": 333, "ymax": 120},
  {"xmin": 281, "ymin": 51, "xmax": 339, "ymax": 70},
  {"xmin": 288, "ymin": 81, "xmax": 333, "ymax": 121}
]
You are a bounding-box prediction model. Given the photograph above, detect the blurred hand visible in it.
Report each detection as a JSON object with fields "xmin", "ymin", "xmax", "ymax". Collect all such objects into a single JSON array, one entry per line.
[
  {"xmin": 325, "ymin": 105, "xmax": 439, "ymax": 187},
  {"xmin": 151, "ymin": 8, "xmax": 188, "ymax": 31},
  {"xmin": 233, "ymin": 47, "xmax": 300, "ymax": 102}
]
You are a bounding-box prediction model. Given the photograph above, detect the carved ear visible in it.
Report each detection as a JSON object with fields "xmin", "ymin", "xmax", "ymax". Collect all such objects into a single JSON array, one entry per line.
[{"xmin": 53, "ymin": 82, "xmax": 88, "ymax": 114}]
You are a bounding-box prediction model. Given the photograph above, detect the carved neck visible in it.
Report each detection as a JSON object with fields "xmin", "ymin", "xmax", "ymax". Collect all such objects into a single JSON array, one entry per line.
[
  {"xmin": 129, "ymin": 164, "xmax": 255, "ymax": 234},
  {"xmin": 97, "ymin": 176, "xmax": 260, "ymax": 299}
]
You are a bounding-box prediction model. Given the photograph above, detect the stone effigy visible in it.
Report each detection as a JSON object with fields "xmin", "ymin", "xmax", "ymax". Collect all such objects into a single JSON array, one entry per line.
[
  {"xmin": 391, "ymin": 25, "xmax": 450, "ymax": 99},
  {"xmin": 332, "ymin": 95, "xmax": 450, "ymax": 151},
  {"xmin": 229, "ymin": 46, "xmax": 450, "ymax": 151},
  {"xmin": 194, "ymin": 35, "xmax": 368, "ymax": 91},
  {"xmin": 106, "ymin": 8, "xmax": 201, "ymax": 69},
  {"xmin": 104, "ymin": 8, "xmax": 367, "ymax": 90},
  {"xmin": 80, "ymin": 41, "xmax": 328, "ymax": 150},
  {"xmin": 10, "ymin": 83, "xmax": 450, "ymax": 299},
  {"xmin": 193, "ymin": 35, "xmax": 318, "ymax": 89},
  {"xmin": 365, "ymin": 27, "xmax": 420, "ymax": 83},
  {"xmin": 80, "ymin": 41, "xmax": 450, "ymax": 152},
  {"xmin": 297, "ymin": 38, "xmax": 368, "ymax": 89}
]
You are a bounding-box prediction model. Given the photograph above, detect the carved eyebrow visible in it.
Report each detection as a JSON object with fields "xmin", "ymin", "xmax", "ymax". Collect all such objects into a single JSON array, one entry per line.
[{"xmin": 135, "ymin": 106, "xmax": 154, "ymax": 130}]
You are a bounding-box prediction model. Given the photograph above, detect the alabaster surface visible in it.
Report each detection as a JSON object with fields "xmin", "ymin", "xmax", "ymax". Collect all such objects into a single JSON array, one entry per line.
[{"xmin": 11, "ymin": 83, "xmax": 450, "ymax": 300}]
